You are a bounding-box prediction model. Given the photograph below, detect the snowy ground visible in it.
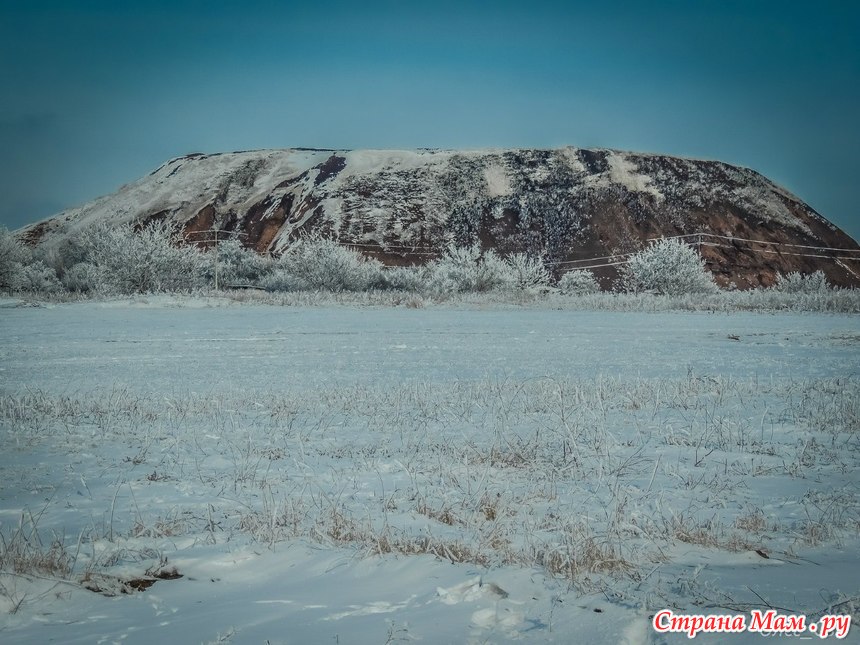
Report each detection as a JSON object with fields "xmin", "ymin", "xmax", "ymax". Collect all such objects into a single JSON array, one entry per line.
[{"xmin": 0, "ymin": 299, "xmax": 858, "ymax": 643}]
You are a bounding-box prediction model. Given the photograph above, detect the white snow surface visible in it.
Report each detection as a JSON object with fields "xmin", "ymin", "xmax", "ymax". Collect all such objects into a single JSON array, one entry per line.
[{"xmin": 1, "ymin": 302, "xmax": 858, "ymax": 644}]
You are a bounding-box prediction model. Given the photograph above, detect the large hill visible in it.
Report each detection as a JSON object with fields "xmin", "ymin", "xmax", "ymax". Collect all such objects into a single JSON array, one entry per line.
[{"xmin": 19, "ymin": 147, "xmax": 860, "ymax": 288}]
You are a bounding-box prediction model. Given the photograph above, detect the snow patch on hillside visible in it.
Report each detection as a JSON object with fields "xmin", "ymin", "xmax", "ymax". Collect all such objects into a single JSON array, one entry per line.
[
  {"xmin": 483, "ymin": 165, "xmax": 512, "ymax": 197},
  {"xmin": 335, "ymin": 149, "xmax": 451, "ymax": 185},
  {"xmin": 606, "ymin": 152, "xmax": 664, "ymax": 199},
  {"xmin": 560, "ymin": 146, "xmax": 587, "ymax": 174}
]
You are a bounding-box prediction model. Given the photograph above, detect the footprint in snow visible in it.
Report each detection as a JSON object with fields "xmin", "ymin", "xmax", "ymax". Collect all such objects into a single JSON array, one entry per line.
[
  {"xmin": 437, "ymin": 577, "xmax": 524, "ymax": 636},
  {"xmin": 471, "ymin": 606, "xmax": 524, "ymax": 630},
  {"xmin": 436, "ymin": 576, "xmax": 508, "ymax": 605}
]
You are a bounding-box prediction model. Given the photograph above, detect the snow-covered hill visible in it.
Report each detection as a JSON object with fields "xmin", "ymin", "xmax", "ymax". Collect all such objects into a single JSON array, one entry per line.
[{"xmin": 19, "ymin": 147, "xmax": 860, "ymax": 288}]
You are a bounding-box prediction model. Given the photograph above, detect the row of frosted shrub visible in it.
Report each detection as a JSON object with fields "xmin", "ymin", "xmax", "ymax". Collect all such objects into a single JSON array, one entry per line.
[{"xmin": 0, "ymin": 223, "xmax": 839, "ymax": 297}]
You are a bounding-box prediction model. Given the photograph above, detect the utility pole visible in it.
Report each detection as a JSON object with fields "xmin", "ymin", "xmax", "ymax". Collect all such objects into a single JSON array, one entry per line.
[
  {"xmin": 184, "ymin": 229, "xmax": 247, "ymax": 290},
  {"xmin": 214, "ymin": 228, "xmax": 219, "ymax": 290}
]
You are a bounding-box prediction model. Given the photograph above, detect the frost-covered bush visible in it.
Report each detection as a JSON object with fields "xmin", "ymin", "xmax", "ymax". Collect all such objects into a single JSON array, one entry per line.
[
  {"xmin": 504, "ymin": 253, "xmax": 550, "ymax": 291},
  {"xmin": 35, "ymin": 236, "xmax": 89, "ymax": 280},
  {"xmin": 9, "ymin": 260, "xmax": 63, "ymax": 293},
  {"xmin": 617, "ymin": 238, "xmax": 717, "ymax": 296},
  {"xmin": 258, "ymin": 269, "xmax": 310, "ymax": 292},
  {"xmin": 275, "ymin": 233, "xmax": 385, "ymax": 292},
  {"xmin": 204, "ymin": 237, "xmax": 272, "ymax": 287},
  {"xmin": 0, "ymin": 227, "xmax": 32, "ymax": 291},
  {"xmin": 377, "ymin": 266, "xmax": 425, "ymax": 292},
  {"xmin": 61, "ymin": 262, "xmax": 103, "ymax": 293},
  {"xmin": 772, "ymin": 271, "xmax": 830, "ymax": 294},
  {"xmin": 425, "ymin": 244, "xmax": 510, "ymax": 293},
  {"xmin": 558, "ymin": 269, "xmax": 601, "ymax": 295},
  {"xmin": 82, "ymin": 221, "xmax": 206, "ymax": 294}
]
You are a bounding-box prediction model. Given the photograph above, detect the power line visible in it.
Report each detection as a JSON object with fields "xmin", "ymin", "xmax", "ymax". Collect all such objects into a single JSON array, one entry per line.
[
  {"xmin": 655, "ymin": 232, "xmax": 860, "ymax": 253},
  {"xmin": 223, "ymin": 230, "xmax": 859, "ymax": 274}
]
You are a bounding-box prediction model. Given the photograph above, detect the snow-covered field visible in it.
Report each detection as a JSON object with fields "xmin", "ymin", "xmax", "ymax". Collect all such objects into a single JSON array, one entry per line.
[{"xmin": 1, "ymin": 299, "xmax": 858, "ymax": 643}]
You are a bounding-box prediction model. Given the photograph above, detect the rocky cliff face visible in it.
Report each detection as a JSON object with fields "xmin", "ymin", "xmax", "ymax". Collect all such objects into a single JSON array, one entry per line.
[{"xmin": 20, "ymin": 147, "xmax": 860, "ymax": 288}]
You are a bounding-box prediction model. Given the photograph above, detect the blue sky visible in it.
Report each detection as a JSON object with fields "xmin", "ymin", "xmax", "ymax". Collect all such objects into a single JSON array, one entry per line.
[{"xmin": 1, "ymin": 0, "xmax": 858, "ymax": 241}]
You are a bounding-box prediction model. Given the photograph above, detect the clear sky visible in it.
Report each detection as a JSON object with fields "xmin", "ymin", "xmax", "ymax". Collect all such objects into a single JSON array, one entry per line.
[{"xmin": 1, "ymin": 0, "xmax": 858, "ymax": 241}]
